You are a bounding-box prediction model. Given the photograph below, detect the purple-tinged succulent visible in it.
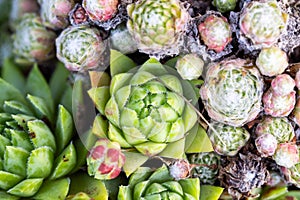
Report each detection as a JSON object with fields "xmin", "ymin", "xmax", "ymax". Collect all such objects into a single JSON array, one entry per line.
[
  {"xmin": 38, "ymin": 0, "xmax": 75, "ymax": 30},
  {"xmin": 273, "ymin": 143, "xmax": 299, "ymax": 168},
  {"xmin": 200, "ymin": 59, "xmax": 264, "ymax": 126},
  {"xmin": 69, "ymin": 4, "xmax": 89, "ymax": 26},
  {"xmin": 239, "ymin": 0, "xmax": 288, "ymax": 47},
  {"xmin": 271, "ymin": 74, "xmax": 295, "ymax": 96},
  {"xmin": 87, "ymin": 138, "xmax": 125, "ymax": 180},
  {"xmin": 12, "ymin": 13, "xmax": 56, "ymax": 65},
  {"xmin": 263, "ymin": 88, "xmax": 296, "ymax": 117},
  {"xmin": 255, "ymin": 116, "xmax": 295, "ymax": 144},
  {"xmin": 198, "ymin": 15, "xmax": 232, "ymax": 52},
  {"xmin": 82, "ymin": 0, "xmax": 119, "ymax": 22},
  {"xmin": 255, "ymin": 134, "xmax": 278, "ymax": 157},
  {"xmin": 256, "ymin": 47, "xmax": 289, "ymax": 77},
  {"xmin": 56, "ymin": 25, "xmax": 108, "ymax": 72}
]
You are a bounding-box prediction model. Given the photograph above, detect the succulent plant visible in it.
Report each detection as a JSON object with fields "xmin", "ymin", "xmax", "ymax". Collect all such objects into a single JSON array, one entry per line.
[
  {"xmin": 0, "ymin": 60, "xmax": 87, "ymax": 199},
  {"xmin": 256, "ymin": 46, "xmax": 289, "ymax": 77},
  {"xmin": 175, "ymin": 54, "xmax": 204, "ymax": 80},
  {"xmin": 208, "ymin": 121, "xmax": 250, "ymax": 156},
  {"xmin": 219, "ymin": 152, "xmax": 269, "ymax": 199},
  {"xmin": 263, "ymin": 87, "xmax": 296, "ymax": 117},
  {"xmin": 12, "ymin": 13, "xmax": 56, "ymax": 66},
  {"xmin": 239, "ymin": 0, "xmax": 288, "ymax": 47},
  {"xmin": 38, "ymin": 0, "xmax": 75, "ymax": 30},
  {"xmin": 82, "ymin": 0, "xmax": 119, "ymax": 22},
  {"xmin": 69, "ymin": 3, "xmax": 89, "ymax": 26},
  {"xmin": 87, "ymin": 138, "xmax": 125, "ymax": 180},
  {"xmin": 200, "ymin": 59, "xmax": 264, "ymax": 126},
  {"xmin": 255, "ymin": 133, "xmax": 278, "ymax": 157},
  {"xmin": 118, "ymin": 164, "xmax": 200, "ymax": 200},
  {"xmin": 273, "ymin": 143, "xmax": 299, "ymax": 168},
  {"xmin": 110, "ymin": 23, "xmax": 138, "ymax": 55},
  {"xmin": 212, "ymin": 0, "xmax": 237, "ymax": 13},
  {"xmin": 169, "ymin": 159, "xmax": 191, "ymax": 180},
  {"xmin": 282, "ymin": 162, "xmax": 300, "ymax": 188},
  {"xmin": 255, "ymin": 116, "xmax": 295, "ymax": 144},
  {"xmin": 271, "ymin": 74, "xmax": 295, "ymax": 96},
  {"xmin": 188, "ymin": 152, "xmax": 220, "ymax": 185},
  {"xmin": 87, "ymin": 50, "xmax": 213, "ymax": 175},
  {"xmin": 56, "ymin": 25, "xmax": 109, "ymax": 72},
  {"xmin": 198, "ymin": 14, "xmax": 232, "ymax": 52},
  {"xmin": 127, "ymin": 0, "xmax": 190, "ymax": 57}
]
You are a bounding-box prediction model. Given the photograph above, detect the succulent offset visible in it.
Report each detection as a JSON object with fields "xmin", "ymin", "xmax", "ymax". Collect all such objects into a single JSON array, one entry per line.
[
  {"xmin": 198, "ymin": 14, "xmax": 232, "ymax": 52},
  {"xmin": 175, "ymin": 54, "xmax": 204, "ymax": 80},
  {"xmin": 38, "ymin": 0, "xmax": 75, "ymax": 30},
  {"xmin": 273, "ymin": 143, "xmax": 299, "ymax": 168},
  {"xmin": 239, "ymin": 0, "xmax": 288, "ymax": 47},
  {"xmin": 127, "ymin": 0, "xmax": 190, "ymax": 57},
  {"xmin": 200, "ymin": 59, "xmax": 264, "ymax": 126},
  {"xmin": 118, "ymin": 164, "xmax": 200, "ymax": 200},
  {"xmin": 82, "ymin": 0, "xmax": 119, "ymax": 22},
  {"xmin": 255, "ymin": 134, "xmax": 278, "ymax": 157},
  {"xmin": 256, "ymin": 47, "xmax": 289, "ymax": 77},
  {"xmin": 212, "ymin": 0, "xmax": 237, "ymax": 13},
  {"xmin": 208, "ymin": 121, "xmax": 250, "ymax": 156},
  {"xmin": 56, "ymin": 25, "xmax": 108, "ymax": 72},
  {"xmin": 12, "ymin": 13, "xmax": 56, "ymax": 65}
]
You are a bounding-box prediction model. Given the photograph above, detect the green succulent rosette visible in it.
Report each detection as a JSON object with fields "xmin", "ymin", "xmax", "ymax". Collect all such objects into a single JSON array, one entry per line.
[
  {"xmin": 212, "ymin": 0, "xmax": 237, "ymax": 13},
  {"xmin": 118, "ymin": 164, "xmax": 200, "ymax": 200},
  {"xmin": 0, "ymin": 59, "xmax": 87, "ymax": 199},
  {"xmin": 88, "ymin": 50, "xmax": 213, "ymax": 175}
]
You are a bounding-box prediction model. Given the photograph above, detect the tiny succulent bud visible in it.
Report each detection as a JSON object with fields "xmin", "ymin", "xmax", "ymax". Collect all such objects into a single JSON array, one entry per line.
[
  {"xmin": 273, "ymin": 143, "xmax": 299, "ymax": 168},
  {"xmin": 198, "ymin": 15, "xmax": 232, "ymax": 52},
  {"xmin": 212, "ymin": 0, "xmax": 237, "ymax": 13},
  {"xmin": 56, "ymin": 25, "xmax": 109, "ymax": 72},
  {"xmin": 82, "ymin": 0, "xmax": 119, "ymax": 22},
  {"xmin": 175, "ymin": 54, "xmax": 204, "ymax": 80},
  {"xmin": 38, "ymin": 0, "xmax": 75, "ymax": 30},
  {"xmin": 169, "ymin": 159, "xmax": 191, "ymax": 180},
  {"xmin": 69, "ymin": 3, "xmax": 89, "ymax": 26},
  {"xmin": 13, "ymin": 13, "xmax": 56, "ymax": 65},
  {"xmin": 256, "ymin": 47, "xmax": 289, "ymax": 77},
  {"xmin": 87, "ymin": 138, "xmax": 125, "ymax": 180},
  {"xmin": 271, "ymin": 74, "xmax": 295, "ymax": 96},
  {"xmin": 255, "ymin": 134, "xmax": 278, "ymax": 157}
]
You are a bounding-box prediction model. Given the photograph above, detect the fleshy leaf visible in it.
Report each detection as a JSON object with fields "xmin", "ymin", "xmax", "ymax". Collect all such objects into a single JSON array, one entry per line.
[
  {"xmin": 105, "ymin": 96, "xmax": 120, "ymax": 127},
  {"xmin": 0, "ymin": 171, "xmax": 23, "ymax": 190},
  {"xmin": 110, "ymin": 73, "xmax": 133, "ymax": 95},
  {"xmin": 4, "ymin": 100, "xmax": 33, "ymax": 115},
  {"xmin": 185, "ymin": 125, "xmax": 213, "ymax": 153},
  {"xmin": 9, "ymin": 129, "xmax": 33, "ymax": 152},
  {"xmin": 89, "ymin": 71, "xmax": 111, "ymax": 88},
  {"xmin": 118, "ymin": 186, "xmax": 132, "ymax": 200},
  {"xmin": 11, "ymin": 114, "xmax": 36, "ymax": 130},
  {"xmin": 179, "ymin": 178, "xmax": 200, "ymax": 199},
  {"xmin": 4, "ymin": 146, "xmax": 29, "ymax": 177},
  {"xmin": 7, "ymin": 178, "xmax": 43, "ymax": 197},
  {"xmin": 159, "ymin": 138, "xmax": 185, "ymax": 159},
  {"xmin": 199, "ymin": 185, "xmax": 224, "ymax": 200},
  {"xmin": 0, "ymin": 191, "xmax": 19, "ymax": 200},
  {"xmin": 135, "ymin": 141, "xmax": 167, "ymax": 157},
  {"xmin": 92, "ymin": 115, "xmax": 108, "ymax": 138},
  {"xmin": 159, "ymin": 75, "xmax": 183, "ymax": 95},
  {"xmin": 88, "ymin": 86, "xmax": 110, "ymax": 115},
  {"xmin": 139, "ymin": 58, "xmax": 168, "ymax": 76},
  {"xmin": 108, "ymin": 123, "xmax": 131, "ymax": 148},
  {"xmin": 26, "ymin": 95, "xmax": 54, "ymax": 124},
  {"xmin": 110, "ymin": 50, "xmax": 136, "ymax": 77},
  {"xmin": 33, "ymin": 178, "xmax": 70, "ymax": 200},
  {"xmin": 123, "ymin": 152, "xmax": 148, "ymax": 177}
]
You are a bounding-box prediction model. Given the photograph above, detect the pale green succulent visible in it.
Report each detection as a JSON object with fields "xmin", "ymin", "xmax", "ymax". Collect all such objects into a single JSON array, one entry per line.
[
  {"xmin": 88, "ymin": 50, "xmax": 213, "ymax": 175},
  {"xmin": 212, "ymin": 0, "xmax": 237, "ymax": 13},
  {"xmin": 127, "ymin": 0, "xmax": 190, "ymax": 57}
]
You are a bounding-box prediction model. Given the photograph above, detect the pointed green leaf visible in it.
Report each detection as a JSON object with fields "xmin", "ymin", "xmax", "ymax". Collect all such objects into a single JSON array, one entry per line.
[
  {"xmin": 4, "ymin": 146, "xmax": 29, "ymax": 177},
  {"xmin": 110, "ymin": 50, "xmax": 136, "ymax": 77},
  {"xmin": 2, "ymin": 58, "xmax": 26, "ymax": 93},
  {"xmin": 135, "ymin": 142, "xmax": 167, "ymax": 157},
  {"xmin": 0, "ymin": 191, "xmax": 19, "ymax": 200},
  {"xmin": 146, "ymin": 183, "xmax": 168, "ymax": 195},
  {"xmin": 27, "ymin": 120, "xmax": 56, "ymax": 152},
  {"xmin": 49, "ymin": 142, "xmax": 77, "ymax": 180},
  {"xmin": 162, "ymin": 181, "xmax": 184, "ymax": 196},
  {"xmin": 148, "ymin": 165, "xmax": 172, "ymax": 184},
  {"xmin": 110, "ymin": 73, "xmax": 133, "ymax": 95},
  {"xmin": 199, "ymin": 185, "xmax": 224, "ymax": 200},
  {"xmin": 0, "ymin": 79, "xmax": 27, "ymax": 111},
  {"xmin": 92, "ymin": 115, "xmax": 108, "ymax": 138},
  {"xmin": 11, "ymin": 114, "xmax": 36, "ymax": 130},
  {"xmin": 115, "ymin": 85, "xmax": 131, "ymax": 109},
  {"xmin": 33, "ymin": 178, "xmax": 70, "ymax": 200},
  {"xmin": 128, "ymin": 167, "xmax": 152, "ymax": 187},
  {"xmin": 185, "ymin": 125, "xmax": 213, "ymax": 153},
  {"xmin": 9, "ymin": 129, "xmax": 33, "ymax": 151},
  {"xmin": 27, "ymin": 147, "xmax": 54, "ymax": 178},
  {"xmin": 165, "ymin": 56, "xmax": 179, "ymax": 68},
  {"xmin": 89, "ymin": 71, "xmax": 111, "ymax": 88},
  {"xmin": 0, "ymin": 134, "xmax": 11, "ymax": 157},
  {"xmin": 26, "ymin": 64, "xmax": 54, "ymax": 112},
  {"xmin": 159, "ymin": 138, "xmax": 185, "ymax": 159},
  {"xmin": 108, "ymin": 123, "xmax": 131, "ymax": 148},
  {"xmin": 88, "ymin": 86, "xmax": 110, "ymax": 115},
  {"xmin": 123, "ymin": 126, "xmax": 148, "ymax": 145},
  {"xmin": 0, "ymin": 171, "xmax": 23, "ymax": 190},
  {"xmin": 60, "ymin": 84, "xmax": 73, "ymax": 113},
  {"xmin": 118, "ymin": 186, "xmax": 132, "ymax": 200},
  {"xmin": 139, "ymin": 59, "xmax": 168, "ymax": 76},
  {"xmin": 4, "ymin": 100, "xmax": 33, "ymax": 115},
  {"xmin": 7, "ymin": 178, "xmax": 43, "ymax": 197},
  {"xmin": 182, "ymin": 104, "xmax": 198, "ymax": 133},
  {"xmin": 260, "ymin": 186, "xmax": 288, "ymax": 200},
  {"xmin": 55, "ymin": 105, "xmax": 74, "ymax": 153},
  {"xmin": 123, "ymin": 152, "xmax": 148, "ymax": 177},
  {"xmin": 27, "ymin": 95, "xmax": 54, "ymax": 124},
  {"xmin": 105, "ymin": 96, "xmax": 120, "ymax": 127},
  {"xmin": 159, "ymin": 75, "xmax": 183, "ymax": 95},
  {"xmin": 130, "ymin": 71, "xmax": 156, "ymax": 86},
  {"xmin": 49, "ymin": 62, "xmax": 70, "ymax": 106},
  {"xmin": 120, "ymin": 108, "xmax": 139, "ymax": 127},
  {"xmin": 179, "ymin": 178, "xmax": 200, "ymax": 199},
  {"xmin": 70, "ymin": 138, "xmax": 90, "ymax": 174},
  {"xmin": 133, "ymin": 180, "xmax": 149, "ymax": 199}
]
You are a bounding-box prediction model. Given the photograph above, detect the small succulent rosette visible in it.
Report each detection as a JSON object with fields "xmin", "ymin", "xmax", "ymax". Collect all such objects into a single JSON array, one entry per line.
[
  {"xmin": 208, "ymin": 121, "xmax": 250, "ymax": 156},
  {"xmin": 127, "ymin": 0, "xmax": 190, "ymax": 58},
  {"xmin": 200, "ymin": 59, "xmax": 264, "ymax": 126},
  {"xmin": 38, "ymin": 0, "xmax": 75, "ymax": 30},
  {"xmin": 212, "ymin": 0, "xmax": 237, "ymax": 13},
  {"xmin": 239, "ymin": 0, "xmax": 288, "ymax": 48},
  {"xmin": 56, "ymin": 25, "xmax": 109, "ymax": 72},
  {"xmin": 263, "ymin": 75, "xmax": 296, "ymax": 117},
  {"xmin": 87, "ymin": 138, "xmax": 125, "ymax": 180},
  {"xmin": 175, "ymin": 54, "xmax": 204, "ymax": 80},
  {"xmin": 188, "ymin": 152, "xmax": 220, "ymax": 185},
  {"xmin": 273, "ymin": 143, "xmax": 299, "ymax": 168},
  {"xmin": 118, "ymin": 165, "xmax": 200, "ymax": 199},
  {"xmin": 282, "ymin": 162, "xmax": 300, "ymax": 188},
  {"xmin": 255, "ymin": 133, "xmax": 278, "ymax": 157},
  {"xmin": 169, "ymin": 159, "xmax": 191, "ymax": 180},
  {"xmin": 198, "ymin": 14, "xmax": 232, "ymax": 52},
  {"xmin": 12, "ymin": 13, "xmax": 56, "ymax": 65},
  {"xmin": 256, "ymin": 46, "xmax": 289, "ymax": 77}
]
